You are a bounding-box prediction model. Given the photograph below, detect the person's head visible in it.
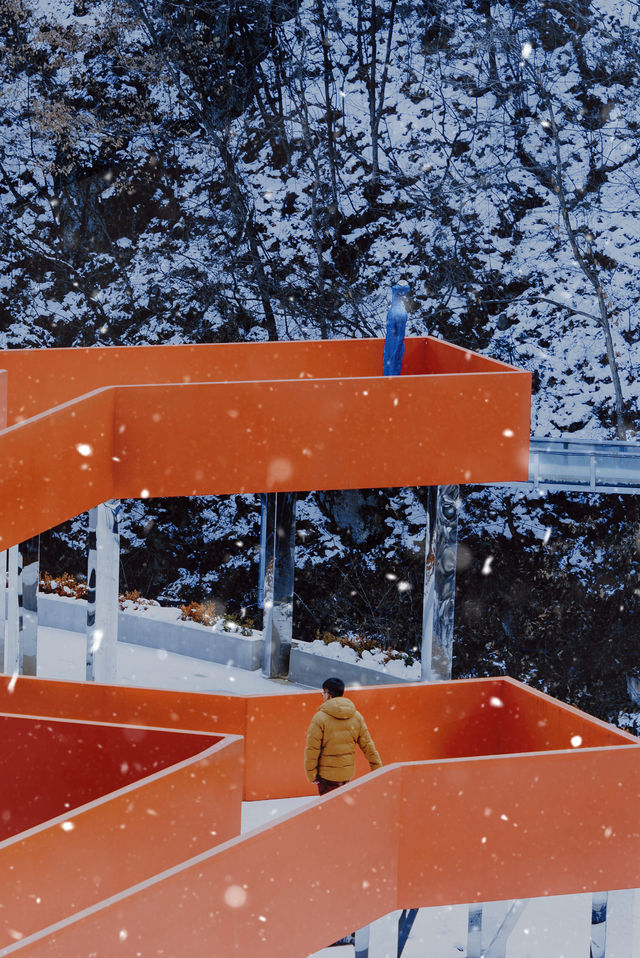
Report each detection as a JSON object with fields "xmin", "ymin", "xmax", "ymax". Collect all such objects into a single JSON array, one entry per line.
[{"xmin": 322, "ymin": 677, "xmax": 345, "ymax": 700}]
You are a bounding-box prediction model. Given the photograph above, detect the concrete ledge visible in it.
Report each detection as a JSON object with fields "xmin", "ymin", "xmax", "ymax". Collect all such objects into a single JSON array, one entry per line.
[
  {"xmin": 37, "ymin": 594, "xmax": 263, "ymax": 671},
  {"xmin": 289, "ymin": 645, "xmax": 414, "ymax": 689}
]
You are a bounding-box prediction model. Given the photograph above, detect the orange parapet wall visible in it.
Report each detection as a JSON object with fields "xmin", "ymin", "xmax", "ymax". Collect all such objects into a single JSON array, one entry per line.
[
  {"xmin": 0, "ymin": 713, "xmax": 243, "ymax": 948},
  {"xmin": 0, "ymin": 676, "xmax": 637, "ymax": 957},
  {"xmin": 0, "ymin": 337, "xmax": 531, "ymax": 547}
]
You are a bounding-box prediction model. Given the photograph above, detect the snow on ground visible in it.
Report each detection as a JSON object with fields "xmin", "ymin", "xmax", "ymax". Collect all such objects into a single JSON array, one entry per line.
[
  {"xmin": 32, "ymin": 626, "xmax": 640, "ymax": 958},
  {"xmin": 294, "ymin": 638, "xmax": 419, "ymax": 680},
  {"xmin": 35, "ymin": 625, "xmax": 300, "ymax": 694}
]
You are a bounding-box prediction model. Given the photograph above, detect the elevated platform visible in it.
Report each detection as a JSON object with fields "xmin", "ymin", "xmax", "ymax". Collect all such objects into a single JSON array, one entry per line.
[
  {"xmin": 0, "ymin": 337, "xmax": 530, "ymax": 547},
  {"xmin": 0, "ymin": 674, "xmax": 637, "ymax": 956}
]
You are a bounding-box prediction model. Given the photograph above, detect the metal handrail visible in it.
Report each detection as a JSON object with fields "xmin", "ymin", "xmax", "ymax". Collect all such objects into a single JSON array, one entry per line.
[{"xmin": 513, "ymin": 437, "xmax": 640, "ymax": 494}]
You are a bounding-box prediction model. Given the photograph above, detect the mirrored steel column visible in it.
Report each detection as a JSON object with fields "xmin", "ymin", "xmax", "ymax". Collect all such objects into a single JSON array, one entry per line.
[
  {"xmin": 602, "ymin": 888, "xmax": 637, "ymax": 957},
  {"xmin": 19, "ymin": 536, "xmax": 40, "ymax": 676},
  {"xmin": 257, "ymin": 494, "xmax": 267, "ymax": 610},
  {"xmin": 421, "ymin": 485, "xmax": 460, "ymax": 681},
  {"xmin": 261, "ymin": 492, "xmax": 296, "ymax": 679},
  {"xmin": 354, "ymin": 924, "xmax": 370, "ymax": 958},
  {"xmin": 0, "ymin": 551, "xmax": 6, "ymax": 672},
  {"xmin": 467, "ymin": 904, "xmax": 483, "ymax": 958},
  {"xmin": 86, "ymin": 501, "xmax": 120, "ymax": 683},
  {"xmin": 468, "ymin": 900, "xmax": 529, "ymax": 958},
  {"xmin": 484, "ymin": 900, "xmax": 529, "ymax": 958},
  {"xmin": 397, "ymin": 909, "xmax": 419, "ymax": 957},
  {"xmin": 4, "ymin": 546, "xmax": 19, "ymax": 675},
  {"xmin": 590, "ymin": 892, "xmax": 608, "ymax": 958}
]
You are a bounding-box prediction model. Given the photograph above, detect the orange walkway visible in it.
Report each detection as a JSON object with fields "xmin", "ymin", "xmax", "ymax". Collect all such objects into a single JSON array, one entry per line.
[
  {"xmin": 0, "ymin": 675, "xmax": 637, "ymax": 955},
  {"xmin": 0, "ymin": 337, "xmax": 530, "ymax": 546}
]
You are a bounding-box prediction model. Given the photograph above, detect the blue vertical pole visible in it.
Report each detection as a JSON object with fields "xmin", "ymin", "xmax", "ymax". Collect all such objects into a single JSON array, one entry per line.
[{"xmin": 383, "ymin": 283, "xmax": 411, "ymax": 376}]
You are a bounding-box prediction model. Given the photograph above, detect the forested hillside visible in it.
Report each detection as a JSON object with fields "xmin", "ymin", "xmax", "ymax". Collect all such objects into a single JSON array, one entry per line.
[{"xmin": 1, "ymin": 0, "xmax": 639, "ymax": 723}]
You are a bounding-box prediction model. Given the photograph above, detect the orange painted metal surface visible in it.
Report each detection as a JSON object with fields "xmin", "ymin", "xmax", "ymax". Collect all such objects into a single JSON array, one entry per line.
[
  {"xmin": 0, "ymin": 339, "xmax": 524, "ymax": 424},
  {"xmin": 398, "ymin": 746, "xmax": 640, "ymax": 906},
  {"xmin": 0, "ymin": 675, "xmax": 631, "ymax": 801},
  {"xmin": 0, "ymin": 713, "xmax": 220, "ymax": 840},
  {"xmin": 0, "ymin": 337, "xmax": 530, "ymax": 547},
  {"xmin": 0, "ymin": 676, "xmax": 636, "ymax": 955},
  {"xmin": 7, "ymin": 749, "xmax": 639, "ymax": 957},
  {"xmin": 0, "ymin": 729, "xmax": 242, "ymax": 948}
]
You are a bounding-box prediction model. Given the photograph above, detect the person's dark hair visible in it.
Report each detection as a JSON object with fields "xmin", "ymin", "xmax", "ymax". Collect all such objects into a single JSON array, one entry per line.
[{"xmin": 322, "ymin": 677, "xmax": 345, "ymax": 698}]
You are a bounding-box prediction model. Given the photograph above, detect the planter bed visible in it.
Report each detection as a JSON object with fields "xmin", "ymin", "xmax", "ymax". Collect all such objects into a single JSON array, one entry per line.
[
  {"xmin": 289, "ymin": 640, "xmax": 418, "ymax": 689},
  {"xmin": 37, "ymin": 593, "xmax": 263, "ymax": 671}
]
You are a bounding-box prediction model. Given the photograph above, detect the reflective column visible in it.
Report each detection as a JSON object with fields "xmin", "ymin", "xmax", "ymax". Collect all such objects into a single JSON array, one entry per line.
[
  {"xmin": 603, "ymin": 888, "xmax": 638, "ymax": 957},
  {"xmin": 590, "ymin": 892, "xmax": 608, "ymax": 958},
  {"xmin": 421, "ymin": 485, "xmax": 460, "ymax": 681},
  {"xmin": 86, "ymin": 501, "xmax": 120, "ymax": 683},
  {"xmin": 5, "ymin": 546, "xmax": 19, "ymax": 675},
  {"xmin": 467, "ymin": 904, "xmax": 483, "ymax": 958},
  {"xmin": 354, "ymin": 924, "xmax": 370, "ymax": 958},
  {"xmin": 261, "ymin": 492, "xmax": 297, "ymax": 679},
  {"xmin": 0, "ymin": 551, "xmax": 6, "ymax": 672},
  {"xmin": 397, "ymin": 909, "xmax": 419, "ymax": 957},
  {"xmin": 467, "ymin": 900, "xmax": 530, "ymax": 958},
  {"xmin": 19, "ymin": 536, "xmax": 40, "ymax": 676}
]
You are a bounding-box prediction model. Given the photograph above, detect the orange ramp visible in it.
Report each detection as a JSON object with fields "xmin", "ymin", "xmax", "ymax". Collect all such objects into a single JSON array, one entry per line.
[
  {"xmin": 0, "ymin": 677, "xmax": 637, "ymax": 955},
  {"xmin": 0, "ymin": 674, "xmax": 628, "ymax": 800},
  {"xmin": 3, "ymin": 740, "xmax": 638, "ymax": 956}
]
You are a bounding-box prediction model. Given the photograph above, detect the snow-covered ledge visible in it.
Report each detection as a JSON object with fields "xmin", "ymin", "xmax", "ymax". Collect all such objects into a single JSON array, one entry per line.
[
  {"xmin": 37, "ymin": 594, "xmax": 263, "ymax": 671},
  {"xmin": 289, "ymin": 639, "xmax": 419, "ymax": 689}
]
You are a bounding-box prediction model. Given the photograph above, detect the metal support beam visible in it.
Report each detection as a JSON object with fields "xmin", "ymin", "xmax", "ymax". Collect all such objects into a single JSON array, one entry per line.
[
  {"xmin": 5, "ymin": 539, "xmax": 40, "ymax": 676},
  {"xmin": 590, "ymin": 892, "xmax": 608, "ymax": 958},
  {"xmin": 467, "ymin": 900, "xmax": 529, "ymax": 958},
  {"xmin": 86, "ymin": 501, "xmax": 120, "ymax": 683},
  {"xmin": 5, "ymin": 545, "xmax": 20, "ymax": 675},
  {"xmin": 467, "ymin": 904, "xmax": 483, "ymax": 958},
  {"xmin": 397, "ymin": 909, "xmax": 419, "ymax": 957},
  {"xmin": 258, "ymin": 494, "xmax": 268, "ymax": 610},
  {"xmin": 0, "ymin": 551, "xmax": 6, "ymax": 672},
  {"xmin": 261, "ymin": 492, "xmax": 297, "ymax": 679},
  {"xmin": 19, "ymin": 536, "xmax": 40, "ymax": 676},
  {"xmin": 354, "ymin": 924, "xmax": 370, "ymax": 958},
  {"xmin": 421, "ymin": 485, "xmax": 460, "ymax": 681},
  {"xmin": 485, "ymin": 900, "xmax": 529, "ymax": 958}
]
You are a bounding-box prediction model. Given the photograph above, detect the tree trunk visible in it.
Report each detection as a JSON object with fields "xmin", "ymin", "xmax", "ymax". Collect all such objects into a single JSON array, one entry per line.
[{"xmin": 545, "ymin": 98, "xmax": 627, "ymax": 438}]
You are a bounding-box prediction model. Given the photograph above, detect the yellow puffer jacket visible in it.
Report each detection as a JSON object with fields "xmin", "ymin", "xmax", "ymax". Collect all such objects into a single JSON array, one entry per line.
[{"xmin": 304, "ymin": 696, "xmax": 382, "ymax": 784}]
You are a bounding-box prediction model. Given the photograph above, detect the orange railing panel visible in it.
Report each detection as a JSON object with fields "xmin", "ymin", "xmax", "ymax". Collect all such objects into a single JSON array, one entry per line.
[
  {"xmin": 4, "ymin": 771, "xmax": 401, "ymax": 958},
  {"xmin": 0, "ymin": 732, "xmax": 242, "ymax": 948},
  {"xmin": 0, "ymin": 677, "xmax": 636, "ymax": 955},
  {"xmin": 1, "ymin": 676, "xmax": 635, "ymax": 804},
  {"xmin": 398, "ymin": 745, "xmax": 640, "ymax": 906},
  {"xmin": 0, "ymin": 389, "xmax": 115, "ymax": 547},
  {"xmin": 0, "ymin": 337, "xmax": 531, "ymax": 547},
  {"xmin": 0, "ymin": 339, "xmax": 521, "ymax": 425},
  {"xmin": 0, "ymin": 713, "xmax": 219, "ymax": 840},
  {"xmin": 7, "ymin": 746, "xmax": 640, "ymax": 957}
]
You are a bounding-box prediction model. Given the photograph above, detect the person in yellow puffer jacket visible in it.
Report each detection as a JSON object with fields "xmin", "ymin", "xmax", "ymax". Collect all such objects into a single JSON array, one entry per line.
[{"xmin": 304, "ymin": 676, "xmax": 382, "ymax": 795}]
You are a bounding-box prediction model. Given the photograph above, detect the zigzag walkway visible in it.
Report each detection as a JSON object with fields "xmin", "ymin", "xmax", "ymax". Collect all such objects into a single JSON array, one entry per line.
[{"xmin": 0, "ymin": 674, "xmax": 637, "ymax": 956}]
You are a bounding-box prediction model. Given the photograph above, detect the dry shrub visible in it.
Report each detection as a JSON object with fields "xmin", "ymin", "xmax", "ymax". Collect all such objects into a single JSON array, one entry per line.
[
  {"xmin": 40, "ymin": 571, "xmax": 88, "ymax": 600},
  {"xmin": 315, "ymin": 629, "xmax": 415, "ymax": 666},
  {"xmin": 180, "ymin": 600, "xmax": 220, "ymax": 628}
]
